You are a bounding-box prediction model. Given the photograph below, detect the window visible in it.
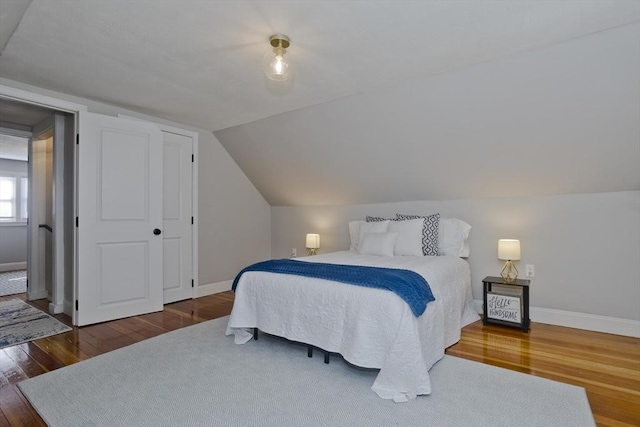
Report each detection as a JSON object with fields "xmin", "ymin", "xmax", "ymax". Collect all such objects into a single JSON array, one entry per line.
[
  {"xmin": 0, "ymin": 176, "xmax": 16, "ymax": 221},
  {"xmin": 0, "ymin": 174, "xmax": 28, "ymax": 223}
]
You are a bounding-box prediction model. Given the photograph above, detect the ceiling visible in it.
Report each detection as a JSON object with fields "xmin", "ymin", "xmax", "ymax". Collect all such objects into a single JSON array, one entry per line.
[
  {"xmin": 0, "ymin": 97, "xmax": 55, "ymax": 127},
  {"xmin": 0, "ymin": 133, "xmax": 28, "ymax": 161},
  {"xmin": 0, "ymin": 1, "xmax": 638, "ymax": 205},
  {"xmin": 0, "ymin": 98, "xmax": 59, "ymax": 161}
]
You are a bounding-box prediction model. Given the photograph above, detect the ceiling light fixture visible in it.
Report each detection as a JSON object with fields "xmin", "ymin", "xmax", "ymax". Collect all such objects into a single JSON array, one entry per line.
[{"xmin": 263, "ymin": 34, "xmax": 291, "ymax": 81}]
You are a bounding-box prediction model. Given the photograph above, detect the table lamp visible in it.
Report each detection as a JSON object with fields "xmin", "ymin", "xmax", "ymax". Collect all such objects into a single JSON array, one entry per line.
[{"xmin": 306, "ymin": 234, "xmax": 320, "ymax": 255}]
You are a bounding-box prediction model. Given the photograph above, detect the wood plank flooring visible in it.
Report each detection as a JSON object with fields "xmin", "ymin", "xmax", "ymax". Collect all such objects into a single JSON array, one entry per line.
[{"xmin": 1, "ymin": 292, "xmax": 638, "ymax": 427}]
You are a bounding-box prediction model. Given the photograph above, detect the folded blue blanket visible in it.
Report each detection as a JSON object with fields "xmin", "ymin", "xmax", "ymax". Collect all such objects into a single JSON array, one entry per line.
[{"xmin": 232, "ymin": 259, "xmax": 435, "ymax": 317}]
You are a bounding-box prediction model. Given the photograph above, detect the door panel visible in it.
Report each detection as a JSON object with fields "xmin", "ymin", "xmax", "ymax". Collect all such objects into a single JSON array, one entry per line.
[
  {"xmin": 162, "ymin": 132, "xmax": 192, "ymax": 303},
  {"xmin": 77, "ymin": 112, "xmax": 163, "ymax": 326},
  {"xmin": 98, "ymin": 242, "xmax": 148, "ymax": 303},
  {"xmin": 99, "ymin": 133, "xmax": 149, "ymax": 220},
  {"xmin": 162, "ymin": 237, "xmax": 182, "ymax": 291}
]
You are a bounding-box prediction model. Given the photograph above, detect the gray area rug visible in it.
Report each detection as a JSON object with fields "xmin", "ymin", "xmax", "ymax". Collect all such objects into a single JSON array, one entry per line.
[
  {"xmin": 0, "ymin": 270, "xmax": 27, "ymax": 297},
  {"xmin": 18, "ymin": 316, "xmax": 595, "ymax": 427},
  {"xmin": 0, "ymin": 299, "xmax": 71, "ymax": 349}
]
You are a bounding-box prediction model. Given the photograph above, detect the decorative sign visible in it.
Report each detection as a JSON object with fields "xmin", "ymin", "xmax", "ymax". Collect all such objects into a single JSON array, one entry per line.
[{"xmin": 487, "ymin": 293, "xmax": 521, "ymax": 323}]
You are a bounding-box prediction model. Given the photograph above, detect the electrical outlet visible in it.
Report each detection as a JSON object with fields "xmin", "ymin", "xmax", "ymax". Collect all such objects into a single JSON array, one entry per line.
[
  {"xmin": 291, "ymin": 248, "xmax": 297, "ymax": 258},
  {"xmin": 525, "ymin": 264, "xmax": 535, "ymax": 278}
]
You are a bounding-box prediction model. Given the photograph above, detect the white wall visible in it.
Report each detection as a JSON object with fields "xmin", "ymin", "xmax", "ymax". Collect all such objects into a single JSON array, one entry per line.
[
  {"xmin": 1, "ymin": 78, "xmax": 272, "ymax": 291},
  {"xmin": 271, "ymin": 191, "xmax": 640, "ymax": 333}
]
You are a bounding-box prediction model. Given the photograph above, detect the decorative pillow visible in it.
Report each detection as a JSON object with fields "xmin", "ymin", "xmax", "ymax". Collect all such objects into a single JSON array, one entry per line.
[
  {"xmin": 388, "ymin": 218, "xmax": 424, "ymax": 256},
  {"xmin": 357, "ymin": 220, "xmax": 390, "ymax": 251},
  {"xmin": 438, "ymin": 218, "xmax": 472, "ymax": 257},
  {"xmin": 395, "ymin": 213, "xmax": 440, "ymax": 256},
  {"xmin": 366, "ymin": 216, "xmax": 394, "ymax": 222},
  {"xmin": 358, "ymin": 232, "xmax": 399, "ymax": 257}
]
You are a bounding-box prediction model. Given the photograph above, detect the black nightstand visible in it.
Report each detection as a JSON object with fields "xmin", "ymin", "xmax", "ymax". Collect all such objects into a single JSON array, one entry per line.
[{"xmin": 482, "ymin": 276, "xmax": 530, "ymax": 332}]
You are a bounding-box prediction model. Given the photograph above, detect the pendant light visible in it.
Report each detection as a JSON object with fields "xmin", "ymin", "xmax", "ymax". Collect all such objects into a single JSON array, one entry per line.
[{"xmin": 263, "ymin": 34, "xmax": 291, "ymax": 81}]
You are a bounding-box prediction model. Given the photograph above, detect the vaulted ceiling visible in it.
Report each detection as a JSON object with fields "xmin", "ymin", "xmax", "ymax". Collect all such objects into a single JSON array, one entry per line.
[{"xmin": 1, "ymin": 1, "xmax": 638, "ymax": 205}]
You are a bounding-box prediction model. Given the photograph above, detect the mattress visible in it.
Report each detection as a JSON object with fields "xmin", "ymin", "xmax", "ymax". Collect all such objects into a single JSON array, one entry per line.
[{"xmin": 226, "ymin": 251, "xmax": 479, "ymax": 402}]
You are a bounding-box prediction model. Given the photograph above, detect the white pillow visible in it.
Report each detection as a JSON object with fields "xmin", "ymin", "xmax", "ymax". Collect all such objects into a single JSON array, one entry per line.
[
  {"xmin": 358, "ymin": 232, "xmax": 399, "ymax": 257},
  {"xmin": 388, "ymin": 218, "xmax": 424, "ymax": 256},
  {"xmin": 439, "ymin": 218, "xmax": 472, "ymax": 257},
  {"xmin": 357, "ymin": 220, "xmax": 390, "ymax": 250},
  {"xmin": 348, "ymin": 220, "xmax": 364, "ymax": 251}
]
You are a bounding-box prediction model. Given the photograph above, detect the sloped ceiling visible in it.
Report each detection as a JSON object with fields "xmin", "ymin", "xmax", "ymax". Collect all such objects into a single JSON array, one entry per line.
[
  {"xmin": 217, "ymin": 23, "xmax": 640, "ymax": 205},
  {"xmin": 0, "ymin": 1, "xmax": 638, "ymax": 205}
]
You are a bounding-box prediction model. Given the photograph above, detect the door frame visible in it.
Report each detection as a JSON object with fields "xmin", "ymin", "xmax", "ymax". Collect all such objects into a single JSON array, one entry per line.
[
  {"xmin": 1, "ymin": 84, "xmax": 87, "ymax": 324},
  {"xmin": 30, "ymin": 114, "xmax": 71, "ymax": 313},
  {"xmin": 118, "ymin": 114, "xmax": 199, "ymax": 299},
  {"xmin": 29, "ymin": 123, "xmax": 52, "ymax": 303}
]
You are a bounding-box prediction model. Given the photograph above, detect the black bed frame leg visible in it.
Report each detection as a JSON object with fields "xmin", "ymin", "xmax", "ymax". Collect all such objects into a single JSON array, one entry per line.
[
  {"xmin": 253, "ymin": 328, "xmax": 258, "ymax": 340},
  {"xmin": 307, "ymin": 346, "xmax": 313, "ymax": 358},
  {"xmin": 324, "ymin": 352, "xmax": 330, "ymax": 364}
]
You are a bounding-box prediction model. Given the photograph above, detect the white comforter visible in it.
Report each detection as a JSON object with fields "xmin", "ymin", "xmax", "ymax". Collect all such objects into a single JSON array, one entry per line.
[{"xmin": 225, "ymin": 251, "xmax": 479, "ymax": 402}]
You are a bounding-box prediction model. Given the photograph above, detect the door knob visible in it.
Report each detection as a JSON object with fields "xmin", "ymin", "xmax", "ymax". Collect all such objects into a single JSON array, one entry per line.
[{"xmin": 153, "ymin": 228, "xmax": 162, "ymax": 235}]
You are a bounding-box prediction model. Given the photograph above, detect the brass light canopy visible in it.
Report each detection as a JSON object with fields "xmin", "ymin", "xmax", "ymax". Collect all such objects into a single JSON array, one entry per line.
[{"xmin": 269, "ymin": 34, "xmax": 290, "ymax": 49}]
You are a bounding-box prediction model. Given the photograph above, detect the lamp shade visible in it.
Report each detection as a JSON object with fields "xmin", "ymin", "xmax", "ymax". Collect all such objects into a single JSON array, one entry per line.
[
  {"xmin": 306, "ymin": 234, "xmax": 320, "ymax": 249},
  {"xmin": 498, "ymin": 239, "xmax": 521, "ymax": 260}
]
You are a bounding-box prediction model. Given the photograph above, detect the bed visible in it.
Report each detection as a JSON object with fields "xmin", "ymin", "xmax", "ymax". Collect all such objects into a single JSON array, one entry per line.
[{"xmin": 225, "ymin": 247, "xmax": 479, "ymax": 402}]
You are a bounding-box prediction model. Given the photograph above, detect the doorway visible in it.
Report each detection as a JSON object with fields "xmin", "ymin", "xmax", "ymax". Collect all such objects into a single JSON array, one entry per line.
[
  {"xmin": 1, "ymin": 85, "xmax": 199, "ymax": 327},
  {"xmin": 0, "ymin": 131, "xmax": 28, "ymax": 297},
  {"xmin": 0, "ymin": 98, "xmax": 74, "ymax": 314}
]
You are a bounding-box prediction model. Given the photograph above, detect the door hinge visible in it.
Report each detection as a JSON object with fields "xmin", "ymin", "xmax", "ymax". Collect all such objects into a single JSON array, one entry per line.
[
  {"xmin": 191, "ymin": 279, "xmax": 194, "ymax": 288},
  {"xmin": 191, "ymin": 154, "xmax": 194, "ymax": 163},
  {"xmin": 76, "ymin": 134, "xmax": 79, "ymax": 145},
  {"xmin": 75, "ymin": 300, "xmax": 78, "ymax": 311},
  {"xmin": 76, "ymin": 217, "xmax": 79, "ymax": 228}
]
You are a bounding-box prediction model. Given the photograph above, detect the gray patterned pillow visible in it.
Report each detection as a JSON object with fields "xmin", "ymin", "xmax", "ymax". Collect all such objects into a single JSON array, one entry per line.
[
  {"xmin": 366, "ymin": 216, "xmax": 395, "ymax": 222},
  {"xmin": 396, "ymin": 213, "xmax": 440, "ymax": 256}
]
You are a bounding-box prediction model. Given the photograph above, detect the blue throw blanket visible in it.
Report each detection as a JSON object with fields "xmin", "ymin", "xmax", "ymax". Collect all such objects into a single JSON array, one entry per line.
[{"xmin": 232, "ymin": 259, "xmax": 435, "ymax": 317}]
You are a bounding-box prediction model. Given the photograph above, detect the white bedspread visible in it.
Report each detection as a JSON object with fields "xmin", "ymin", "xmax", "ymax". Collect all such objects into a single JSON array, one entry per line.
[{"xmin": 225, "ymin": 251, "xmax": 479, "ymax": 402}]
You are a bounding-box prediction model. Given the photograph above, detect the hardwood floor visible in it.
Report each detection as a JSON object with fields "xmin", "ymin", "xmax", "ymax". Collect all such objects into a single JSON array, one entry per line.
[{"xmin": 1, "ymin": 292, "xmax": 638, "ymax": 427}]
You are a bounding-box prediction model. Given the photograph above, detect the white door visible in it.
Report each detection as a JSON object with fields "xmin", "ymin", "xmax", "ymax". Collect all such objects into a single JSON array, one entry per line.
[
  {"xmin": 162, "ymin": 131, "xmax": 193, "ymax": 303},
  {"xmin": 76, "ymin": 112, "xmax": 163, "ymax": 326}
]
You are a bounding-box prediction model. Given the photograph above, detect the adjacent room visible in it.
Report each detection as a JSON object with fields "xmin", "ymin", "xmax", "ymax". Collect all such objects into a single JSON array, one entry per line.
[{"xmin": 0, "ymin": 1, "xmax": 638, "ymax": 426}]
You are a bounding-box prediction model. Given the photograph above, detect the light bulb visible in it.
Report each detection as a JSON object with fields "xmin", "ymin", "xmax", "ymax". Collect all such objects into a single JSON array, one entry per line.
[
  {"xmin": 274, "ymin": 55, "xmax": 284, "ymax": 74},
  {"xmin": 263, "ymin": 34, "xmax": 292, "ymax": 81}
]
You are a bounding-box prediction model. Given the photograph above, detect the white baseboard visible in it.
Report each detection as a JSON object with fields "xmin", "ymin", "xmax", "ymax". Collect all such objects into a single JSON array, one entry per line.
[
  {"xmin": 62, "ymin": 300, "xmax": 74, "ymax": 318},
  {"xmin": 195, "ymin": 280, "xmax": 233, "ymax": 298},
  {"xmin": 63, "ymin": 299, "xmax": 74, "ymax": 317},
  {"xmin": 0, "ymin": 262, "xmax": 27, "ymax": 272},
  {"xmin": 49, "ymin": 302, "xmax": 64, "ymax": 314},
  {"xmin": 29, "ymin": 289, "xmax": 48, "ymax": 300},
  {"xmin": 473, "ymin": 300, "xmax": 640, "ymax": 338}
]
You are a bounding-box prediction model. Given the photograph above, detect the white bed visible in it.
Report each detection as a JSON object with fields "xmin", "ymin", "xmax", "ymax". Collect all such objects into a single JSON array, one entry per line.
[{"xmin": 226, "ymin": 250, "xmax": 479, "ymax": 402}]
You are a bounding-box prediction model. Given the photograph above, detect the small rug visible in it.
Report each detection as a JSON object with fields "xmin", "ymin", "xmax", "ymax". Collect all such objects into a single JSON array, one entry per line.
[
  {"xmin": 18, "ymin": 316, "xmax": 596, "ymax": 427},
  {"xmin": 0, "ymin": 299, "xmax": 71, "ymax": 349},
  {"xmin": 0, "ymin": 270, "xmax": 27, "ymax": 297}
]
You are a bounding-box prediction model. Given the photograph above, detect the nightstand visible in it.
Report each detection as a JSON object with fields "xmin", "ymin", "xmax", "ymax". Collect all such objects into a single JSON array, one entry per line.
[{"xmin": 482, "ymin": 276, "xmax": 530, "ymax": 332}]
